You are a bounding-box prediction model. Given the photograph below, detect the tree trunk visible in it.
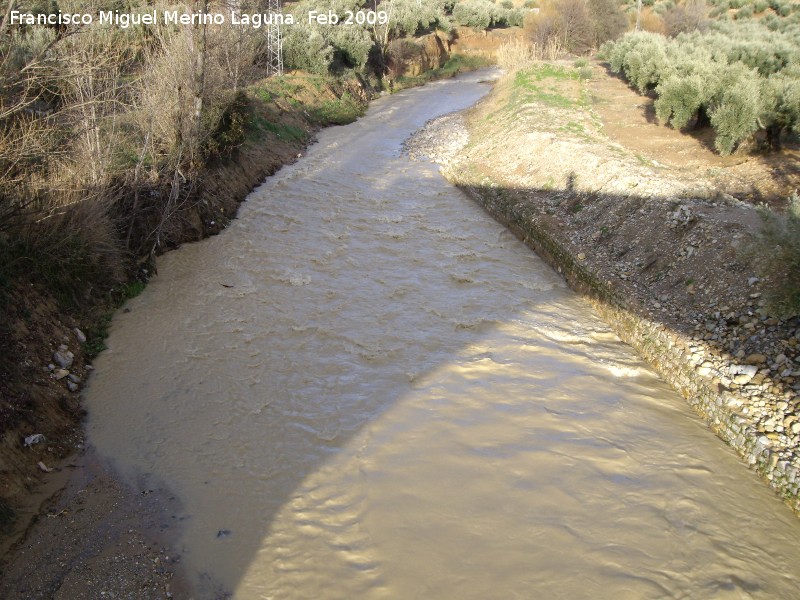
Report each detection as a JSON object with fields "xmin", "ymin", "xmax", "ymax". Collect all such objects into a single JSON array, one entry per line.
[
  {"xmin": 635, "ymin": 0, "xmax": 642, "ymax": 31},
  {"xmin": 0, "ymin": 0, "xmax": 17, "ymax": 36},
  {"xmin": 766, "ymin": 124, "xmax": 783, "ymax": 151},
  {"xmin": 191, "ymin": 0, "xmax": 209, "ymax": 166}
]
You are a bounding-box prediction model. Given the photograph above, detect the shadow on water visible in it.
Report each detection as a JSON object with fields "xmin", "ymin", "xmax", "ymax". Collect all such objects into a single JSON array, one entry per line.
[{"xmin": 78, "ymin": 71, "xmax": 800, "ymax": 599}]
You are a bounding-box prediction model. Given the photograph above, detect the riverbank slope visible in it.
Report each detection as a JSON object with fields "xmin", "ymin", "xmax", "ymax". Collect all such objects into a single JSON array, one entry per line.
[
  {"xmin": 0, "ymin": 57, "xmax": 492, "ymax": 597},
  {"xmin": 417, "ymin": 59, "xmax": 800, "ymax": 512},
  {"xmin": 0, "ymin": 71, "xmax": 369, "ymax": 598}
]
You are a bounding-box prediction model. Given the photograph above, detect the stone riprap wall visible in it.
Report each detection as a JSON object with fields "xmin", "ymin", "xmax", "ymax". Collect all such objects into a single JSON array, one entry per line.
[{"xmin": 457, "ymin": 182, "xmax": 800, "ymax": 514}]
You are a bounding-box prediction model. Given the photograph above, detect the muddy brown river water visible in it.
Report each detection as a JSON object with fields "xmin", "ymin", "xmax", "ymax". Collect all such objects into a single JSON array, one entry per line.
[{"xmin": 84, "ymin": 72, "xmax": 800, "ymax": 599}]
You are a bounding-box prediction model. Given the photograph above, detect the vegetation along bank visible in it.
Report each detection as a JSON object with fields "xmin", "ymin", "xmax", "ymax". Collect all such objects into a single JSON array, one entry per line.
[
  {"xmin": 0, "ymin": 0, "xmax": 492, "ymax": 577},
  {"xmin": 2, "ymin": 0, "xmax": 800, "ymax": 593}
]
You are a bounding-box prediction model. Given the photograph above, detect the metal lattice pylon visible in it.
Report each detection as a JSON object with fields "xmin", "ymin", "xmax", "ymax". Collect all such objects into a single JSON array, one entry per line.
[{"xmin": 267, "ymin": 0, "xmax": 283, "ymax": 76}]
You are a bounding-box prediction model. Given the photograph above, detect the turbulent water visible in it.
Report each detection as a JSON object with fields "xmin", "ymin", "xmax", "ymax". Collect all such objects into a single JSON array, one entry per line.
[{"xmin": 84, "ymin": 72, "xmax": 800, "ymax": 599}]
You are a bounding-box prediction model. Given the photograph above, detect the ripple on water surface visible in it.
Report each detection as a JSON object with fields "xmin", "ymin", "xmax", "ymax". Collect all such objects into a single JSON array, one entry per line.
[{"xmin": 84, "ymin": 72, "xmax": 800, "ymax": 599}]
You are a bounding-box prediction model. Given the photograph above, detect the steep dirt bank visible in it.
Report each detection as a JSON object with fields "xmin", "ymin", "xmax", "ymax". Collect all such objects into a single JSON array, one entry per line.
[
  {"xmin": 413, "ymin": 60, "xmax": 800, "ymax": 513},
  {"xmin": 0, "ymin": 72, "xmax": 373, "ymax": 596}
]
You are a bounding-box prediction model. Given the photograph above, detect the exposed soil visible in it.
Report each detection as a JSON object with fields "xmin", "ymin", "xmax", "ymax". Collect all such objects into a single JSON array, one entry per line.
[{"xmin": 0, "ymin": 450, "xmax": 194, "ymax": 600}]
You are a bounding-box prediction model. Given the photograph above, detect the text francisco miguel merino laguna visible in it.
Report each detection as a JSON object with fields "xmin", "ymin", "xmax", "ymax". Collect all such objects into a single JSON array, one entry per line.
[{"xmin": 9, "ymin": 9, "xmax": 306, "ymax": 29}]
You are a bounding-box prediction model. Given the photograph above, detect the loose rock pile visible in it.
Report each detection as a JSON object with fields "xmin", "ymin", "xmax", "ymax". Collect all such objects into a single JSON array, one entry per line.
[{"xmin": 45, "ymin": 328, "xmax": 89, "ymax": 396}]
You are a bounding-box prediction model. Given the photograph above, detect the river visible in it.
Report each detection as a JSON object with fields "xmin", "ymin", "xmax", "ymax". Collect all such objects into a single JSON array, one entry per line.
[{"xmin": 84, "ymin": 71, "xmax": 800, "ymax": 599}]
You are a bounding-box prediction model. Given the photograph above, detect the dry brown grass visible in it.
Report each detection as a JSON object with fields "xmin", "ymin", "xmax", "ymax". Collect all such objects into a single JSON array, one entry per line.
[{"xmin": 497, "ymin": 38, "xmax": 536, "ymax": 70}]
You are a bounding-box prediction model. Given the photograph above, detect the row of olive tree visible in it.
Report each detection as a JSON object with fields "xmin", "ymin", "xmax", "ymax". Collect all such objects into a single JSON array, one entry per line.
[
  {"xmin": 600, "ymin": 20, "xmax": 800, "ymax": 154},
  {"xmin": 451, "ymin": 0, "xmax": 524, "ymax": 29}
]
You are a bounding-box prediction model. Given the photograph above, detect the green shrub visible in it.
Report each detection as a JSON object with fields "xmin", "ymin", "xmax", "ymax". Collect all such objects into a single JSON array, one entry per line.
[
  {"xmin": 205, "ymin": 91, "xmax": 248, "ymax": 157},
  {"xmin": 653, "ymin": 2, "xmax": 670, "ymax": 15},
  {"xmin": 763, "ymin": 13, "xmax": 780, "ymax": 29},
  {"xmin": 329, "ymin": 23, "xmax": 373, "ymax": 70},
  {"xmin": 386, "ymin": 0, "xmax": 450, "ymax": 36},
  {"xmin": 453, "ymin": 0, "xmax": 494, "ymax": 28},
  {"xmin": 760, "ymin": 74, "xmax": 800, "ymax": 148},
  {"xmin": 709, "ymin": 65, "xmax": 762, "ymax": 154},
  {"xmin": 603, "ymin": 21, "xmax": 800, "ymax": 155},
  {"xmin": 620, "ymin": 32, "xmax": 668, "ymax": 92},
  {"xmin": 768, "ymin": 0, "xmax": 781, "ymax": 11},
  {"xmin": 499, "ymin": 8, "xmax": 525, "ymax": 26},
  {"xmin": 283, "ymin": 23, "xmax": 334, "ymax": 74},
  {"xmin": 655, "ymin": 72, "xmax": 712, "ymax": 128},
  {"xmin": 709, "ymin": 5, "xmax": 726, "ymax": 17},
  {"xmin": 750, "ymin": 194, "xmax": 800, "ymax": 318},
  {"xmin": 753, "ymin": 0, "xmax": 769, "ymax": 12}
]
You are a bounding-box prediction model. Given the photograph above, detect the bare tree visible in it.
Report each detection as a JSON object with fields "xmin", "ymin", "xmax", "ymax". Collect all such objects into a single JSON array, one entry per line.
[
  {"xmin": 557, "ymin": 0, "xmax": 593, "ymax": 53},
  {"xmin": 664, "ymin": 0, "xmax": 708, "ymax": 36}
]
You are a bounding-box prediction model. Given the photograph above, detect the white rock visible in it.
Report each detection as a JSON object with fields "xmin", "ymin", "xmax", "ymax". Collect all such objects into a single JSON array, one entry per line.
[
  {"xmin": 53, "ymin": 349, "xmax": 74, "ymax": 370},
  {"xmin": 24, "ymin": 433, "xmax": 46, "ymax": 447},
  {"xmin": 729, "ymin": 364, "xmax": 758, "ymax": 379},
  {"xmin": 74, "ymin": 328, "xmax": 87, "ymax": 344}
]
